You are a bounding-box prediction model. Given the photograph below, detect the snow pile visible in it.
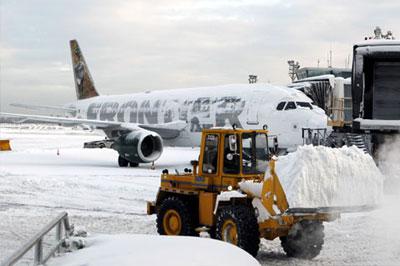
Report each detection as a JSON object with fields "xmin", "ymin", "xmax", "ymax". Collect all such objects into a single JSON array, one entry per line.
[
  {"xmin": 276, "ymin": 145, "xmax": 384, "ymax": 207},
  {"xmin": 239, "ymin": 145, "xmax": 384, "ymax": 209},
  {"xmin": 49, "ymin": 234, "xmax": 260, "ymax": 266}
]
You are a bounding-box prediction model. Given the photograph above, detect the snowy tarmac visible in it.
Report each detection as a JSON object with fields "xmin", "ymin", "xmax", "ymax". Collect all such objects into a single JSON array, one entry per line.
[{"xmin": 0, "ymin": 126, "xmax": 399, "ymax": 265}]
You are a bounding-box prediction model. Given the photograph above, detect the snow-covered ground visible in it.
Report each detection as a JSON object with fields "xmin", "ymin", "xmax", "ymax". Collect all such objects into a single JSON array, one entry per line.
[{"xmin": 1, "ymin": 126, "xmax": 399, "ymax": 265}]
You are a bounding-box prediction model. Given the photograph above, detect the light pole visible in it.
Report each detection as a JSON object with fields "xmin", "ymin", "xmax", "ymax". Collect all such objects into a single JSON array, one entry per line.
[{"xmin": 288, "ymin": 60, "xmax": 300, "ymax": 82}]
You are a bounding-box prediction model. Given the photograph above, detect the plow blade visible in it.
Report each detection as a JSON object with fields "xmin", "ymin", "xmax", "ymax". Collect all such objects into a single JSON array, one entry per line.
[{"xmin": 287, "ymin": 205, "xmax": 377, "ymax": 215}]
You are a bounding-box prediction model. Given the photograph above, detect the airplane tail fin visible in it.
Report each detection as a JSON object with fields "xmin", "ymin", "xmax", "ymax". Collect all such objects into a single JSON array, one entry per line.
[{"xmin": 69, "ymin": 39, "xmax": 99, "ymax": 100}]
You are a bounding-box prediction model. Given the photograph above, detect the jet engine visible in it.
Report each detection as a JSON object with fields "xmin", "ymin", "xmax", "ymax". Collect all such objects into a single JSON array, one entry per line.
[{"xmin": 113, "ymin": 129, "xmax": 163, "ymax": 165}]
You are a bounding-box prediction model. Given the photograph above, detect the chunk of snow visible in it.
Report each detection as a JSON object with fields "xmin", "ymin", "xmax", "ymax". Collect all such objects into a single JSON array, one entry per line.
[
  {"xmin": 252, "ymin": 198, "xmax": 270, "ymax": 223},
  {"xmin": 214, "ymin": 190, "xmax": 247, "ymax": 214},
  {"xmin": 216, "ymin": 190, "xmax": 247, "ymax": 201},
  {"xmin": 49, "ymin": 234, "xmax": 260, "ymax": 266},
  {"xmin": 276, "ymin": 145, "xmax": 384, "ymax": 207},
  {"xmin": 239, "ymin": 180, "xmax": 263, "ymax": 198}
]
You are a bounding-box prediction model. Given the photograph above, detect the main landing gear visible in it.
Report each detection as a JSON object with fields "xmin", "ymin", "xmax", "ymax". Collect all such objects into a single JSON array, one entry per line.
[{"xmin": 118, "ymin": 155, "xmax": 139, "ymax": 167}]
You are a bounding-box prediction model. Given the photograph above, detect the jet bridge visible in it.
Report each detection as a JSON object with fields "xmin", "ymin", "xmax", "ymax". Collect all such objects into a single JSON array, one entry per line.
[
  {"xmin": 352, "ymin": 40, "xmax": 400, "ymax": 132},
  {"xmin": 291, "ymin": 41, "xmax": 400, "ymax": 155}
]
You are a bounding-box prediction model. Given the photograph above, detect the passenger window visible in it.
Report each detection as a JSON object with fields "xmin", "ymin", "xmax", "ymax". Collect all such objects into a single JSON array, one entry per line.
[
  {"xmin": 223, "ymin": 134, "xmax": 240, "ymax": 174},
  {"xmin": 276, "ymin": 102, "xmax": 286, "ymax": 110},
  {"xmin": 202, "ymin": 134, "xmax": 219, "ymax": 174},
  {"xmin": 285, "ymin": 102, "xmax": 296, "ymax": 110}
]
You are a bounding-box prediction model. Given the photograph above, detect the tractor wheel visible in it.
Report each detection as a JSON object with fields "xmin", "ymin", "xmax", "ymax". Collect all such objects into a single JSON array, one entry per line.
[
  {"xmin": 157, "ymin": 196, "xmax": 197, "ymax": 236},
  {"xmin": 118, "ymin": 155, "xmax": 129, "ymax": 167},
  {"xmin": 280, "ymin": 220, "xmax": 324, "ymax": 259},
  {"xmin": 215, "ymin": 205, "xmax": 260, "ymax": 257},
  {"xmin": 208, "ymin": 226, "xmax": 216, "ymax": 239}
]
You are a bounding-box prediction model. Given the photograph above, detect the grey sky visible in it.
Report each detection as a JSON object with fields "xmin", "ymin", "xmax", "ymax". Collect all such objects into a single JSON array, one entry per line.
[{"xmin": 1, "ymin": 0, "xmax": 399, "ymax": 113}]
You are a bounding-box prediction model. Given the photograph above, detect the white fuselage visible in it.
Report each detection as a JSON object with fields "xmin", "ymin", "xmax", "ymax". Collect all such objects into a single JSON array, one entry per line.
[{"xmin": 67, "ymin": 84, "xmax": 328, "ymax": 149}]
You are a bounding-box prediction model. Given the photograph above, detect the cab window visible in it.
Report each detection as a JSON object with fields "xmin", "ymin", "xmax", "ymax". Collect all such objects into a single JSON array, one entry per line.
[
  {"xmin": 202, "ymin": 134, "xmax": 219, "ymax": 174},
  {"xmin": 285, "ymin": 101, "xmax": 296, "ymax": 110},
  {"xmin": 242, "ymin": 133, "xmax": 269, "ymax": 174},
  {"xmin": 223, "ymin": 134, "xmax": 240, "ymax": 174},
  {"xmin": 276, "ymin": 102, "xmax": 286, "ymax": 110}
]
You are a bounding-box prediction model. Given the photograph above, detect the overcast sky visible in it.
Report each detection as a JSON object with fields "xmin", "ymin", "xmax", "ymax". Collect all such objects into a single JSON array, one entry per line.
[{"xmin": 1, "ymin": 0, "xmax": 399, "ymax": 112}]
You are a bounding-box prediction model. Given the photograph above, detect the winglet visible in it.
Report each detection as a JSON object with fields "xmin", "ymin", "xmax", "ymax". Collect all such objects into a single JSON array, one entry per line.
[{"xmin": 70, "ymin": 40, "xmax": 99, "ymax": 100}]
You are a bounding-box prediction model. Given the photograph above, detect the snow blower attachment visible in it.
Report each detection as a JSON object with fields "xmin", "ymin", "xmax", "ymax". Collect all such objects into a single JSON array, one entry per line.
[{"xmin": 147, "ymin": 128, "xmax": 340, "ymax": 258}]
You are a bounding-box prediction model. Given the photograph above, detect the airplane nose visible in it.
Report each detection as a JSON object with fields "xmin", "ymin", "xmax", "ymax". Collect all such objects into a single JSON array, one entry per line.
[{"xmin": 307, "ymin": 113, "xmax": 329, "ymax": 129}]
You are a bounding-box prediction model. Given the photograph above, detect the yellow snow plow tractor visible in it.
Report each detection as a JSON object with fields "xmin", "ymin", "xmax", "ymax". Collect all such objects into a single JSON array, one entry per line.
[{"xmin": 147, "ymin": 127, "xmax": 340, "ymax": 258}]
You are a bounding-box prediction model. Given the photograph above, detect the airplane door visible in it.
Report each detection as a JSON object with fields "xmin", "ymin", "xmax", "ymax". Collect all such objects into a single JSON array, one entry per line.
[{"xmin": 246, "ymin": 92, "xmax": 261, "ymax": 125}]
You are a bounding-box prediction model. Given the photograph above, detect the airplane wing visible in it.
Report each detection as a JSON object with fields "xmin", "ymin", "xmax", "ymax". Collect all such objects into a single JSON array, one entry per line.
[
  {"xmin": 10, "ymin": 103, "xmax": 76, "ymax": 113},
  {"xmin": 0, "ymin": 112, "xmax": 187, "ymax": 139},
  {"xmin": 139, "ymin": 120, "xmax": 187, "ymax": 139},
  {"xmin": 0, "ymin": 112, "xmax": 122, "ymax": 129}
]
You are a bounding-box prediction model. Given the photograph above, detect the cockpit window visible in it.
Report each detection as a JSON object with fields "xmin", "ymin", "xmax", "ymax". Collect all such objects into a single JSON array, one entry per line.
[
  {"xmin": 276, "ymin": 102, "xmax": 286, "ymax": 111},
  {"xmin": 296, "ymin": 102, "xmax": 313, "ymax": 109},
  {"xmin": 285, "ymin": 101, "xmax": 296, "ymax": 110}
]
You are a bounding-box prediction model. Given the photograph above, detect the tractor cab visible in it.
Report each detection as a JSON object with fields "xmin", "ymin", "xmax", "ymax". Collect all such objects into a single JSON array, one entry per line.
[
  {"xmin": 197, "ymin": 128, "xmax": 271, "ymax": 191},
  {"xmin": 155, "ymin": 127, "xmax": 273, "ymax": 194}
]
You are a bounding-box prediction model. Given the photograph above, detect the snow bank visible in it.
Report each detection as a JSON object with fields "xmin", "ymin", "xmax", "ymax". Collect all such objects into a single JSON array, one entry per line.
[
  {"xmin": 276, "ymin": 145, "xmax": 384, "ymax": 207},
  {"xmin": 49, "ymin": 234, "xmax": 260, "ymax": 266}
]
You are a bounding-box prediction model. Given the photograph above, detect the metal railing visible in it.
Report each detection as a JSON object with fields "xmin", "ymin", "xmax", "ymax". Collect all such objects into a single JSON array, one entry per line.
[
  {"xmin": 1, "ymin": 212, "xmax": 72, "ymax": 266},
  {"xmin": 302, "ymin": 128, "xmax": 328, "ymax": 146}
]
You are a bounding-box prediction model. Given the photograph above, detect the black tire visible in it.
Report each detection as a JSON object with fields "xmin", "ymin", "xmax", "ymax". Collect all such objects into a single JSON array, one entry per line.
[
  {"xmin": 280, "ymin": 220, "xmax": 324, "ymax": 259},
  {"xmin": 156, "ymin": 196, "xmax": 197, "ymax": 236},
  {"xmin": 129, "ymin": 162, "xmax": 139, "ymax": 167},
  {"xmin": 208, "ymin": 226, "xmax": 216, "ymax": 239},
  {"xmin": 215, "ymin": 205, "xmax": 260, "ymax": 257},
  {"xmin": 118, "ymin": 155, "xmax": 129, "ymax": 167}
]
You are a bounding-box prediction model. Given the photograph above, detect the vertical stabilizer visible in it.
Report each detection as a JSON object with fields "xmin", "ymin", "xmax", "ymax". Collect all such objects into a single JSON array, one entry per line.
[{"xmin": 70, "ymin": 40, "xmax": 99, "ymax": 100}]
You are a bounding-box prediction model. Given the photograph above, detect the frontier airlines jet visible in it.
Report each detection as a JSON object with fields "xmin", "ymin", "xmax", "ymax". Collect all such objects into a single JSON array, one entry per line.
[{"xmin": 1, "ymin": 40, "xmax": 328, "ymax": 167}]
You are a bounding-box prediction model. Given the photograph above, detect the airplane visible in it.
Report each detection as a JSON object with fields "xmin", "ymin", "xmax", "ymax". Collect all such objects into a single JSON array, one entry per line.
[{"xmin": 0, "ymin": 40, "xmax": 329, "ymax": 167}]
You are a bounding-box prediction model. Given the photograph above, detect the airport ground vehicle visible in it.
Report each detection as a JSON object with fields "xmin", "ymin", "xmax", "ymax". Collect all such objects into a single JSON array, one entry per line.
[
  {"xmin": 147, "ymin": 127, "xmax": 339, "ymax": 258},
  {"xmin": 0, "ymin": 139, "xmax": 11, "ymax": 151}
]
